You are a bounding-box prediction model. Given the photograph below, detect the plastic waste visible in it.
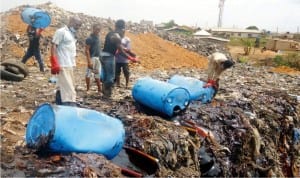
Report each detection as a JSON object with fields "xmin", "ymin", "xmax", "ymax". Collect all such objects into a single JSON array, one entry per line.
[
  {"xmin": 132, "ymin": 77, "xmax": 190, "ymax": 117},
  {"xmin": 26, "ymin": 103, "xmax": 125, "ymax": 159},
  {"xmin": 48, "ymin": 76, "xmax": 57, "ymax": 83},
  {"xmin": 21, "ymin": 7, "xmax": 51, "ymax": 28},
  {"xmin": 168, "ymin": 75, "xmax": 215, "ymax": 103},
  {"xmin": 293, "ymin": 128, "xmax": 300, "ymax": 145}
]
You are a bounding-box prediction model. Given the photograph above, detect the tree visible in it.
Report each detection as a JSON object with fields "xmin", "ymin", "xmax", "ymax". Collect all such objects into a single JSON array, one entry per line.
[
  {"xmin": 246, "ymin": 26, "xmax": 259, "ymax": 30},
  {"xmin": 164, "ymin": 20, "xmax": 177, "ymax": 28},
  {"xmin": 241, "ymin": 39, "xmax": 253, "ymax": 55}
]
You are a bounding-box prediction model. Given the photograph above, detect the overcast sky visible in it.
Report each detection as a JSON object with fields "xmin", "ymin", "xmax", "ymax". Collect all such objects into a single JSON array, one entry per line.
[{"xmin": 1, "ymin": 0, "xmax": 299, "ymax": 32}]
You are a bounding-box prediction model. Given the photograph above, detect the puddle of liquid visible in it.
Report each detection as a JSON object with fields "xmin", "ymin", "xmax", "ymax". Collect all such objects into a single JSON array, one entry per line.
[{"xmin": 112, "ymin": 148, "xmax": 158, "ymax": 177}]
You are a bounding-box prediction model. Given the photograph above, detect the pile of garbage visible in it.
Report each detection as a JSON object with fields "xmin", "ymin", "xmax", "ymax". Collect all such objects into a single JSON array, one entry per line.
[
  {"xmin": 1, "ymin": 2, "xmax": 300, "ymax": 178},
  {"xmin": 1, "ymin": 2, "xmax": 212, "ymax": 71},
  {"xmin": 1, "ymin": 61, "xmax": 299, "ymax": 177},
  {"xmin": 108, "ymin": 63, "xmax": 300, "ymax": 177},
  {"xmin": 157, "ymin": 30, "xmax": 230, "ymax": 57}
]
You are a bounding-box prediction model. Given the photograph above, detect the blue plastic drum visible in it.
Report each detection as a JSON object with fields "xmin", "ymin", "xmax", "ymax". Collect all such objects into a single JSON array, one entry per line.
[
  {"xmin": 26, "ymin": 103, "xmax": 125, "ymax": 159},
  {"xmin": 168, "ymin": 75, "xmax": 216, "ymax": 103},
  {"xmin": 21, "ymin": 7, "xmax": 51, "ymax": 28},
  {"xmin": 132, "ymin": 77, "xmax": 190, "ymax": 117}
]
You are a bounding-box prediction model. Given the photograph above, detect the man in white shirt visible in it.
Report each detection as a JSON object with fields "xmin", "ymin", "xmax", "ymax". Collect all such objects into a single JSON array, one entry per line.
[{"xmin": 50, "ymin": 16, "xmax": 82, "ymax": 106}]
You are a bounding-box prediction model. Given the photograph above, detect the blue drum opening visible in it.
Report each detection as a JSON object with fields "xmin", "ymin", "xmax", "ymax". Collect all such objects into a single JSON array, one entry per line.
[{"xmin": 26, "ymin": 103, "xmax": 55, "ymax": 148}]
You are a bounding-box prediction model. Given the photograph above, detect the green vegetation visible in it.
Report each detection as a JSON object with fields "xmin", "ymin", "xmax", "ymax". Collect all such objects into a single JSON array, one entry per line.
[
  {"xmin": 163, "ymin": 20, "xmax": 177, "ymax": 29},
  {"xmin": 241, "ymin": 38, "xmax": 253, "ymax": 55},
  {"xmin": 238, "ymin": 56, "xmax": 249, "ymax": 63},
  {"xmin": 273, "ymin": 52, "xmax": 300, "ymax": 70},
  {"xmin": 246, "ymin": 26, "xmax": 259, "ymax": 30},
  {"xmin": 173, "ymin": 30, "xmax": 193, "ymax": 36},
  {"xmin": 161, "ymin": 20, "xmax": 194, "ymax": 36},
  {"xmin": 228, "ymin": 37, "xmax": 299, "ymax": 70},
  {"xmin": 228, "ymin": 37, "xmax": 255, "ymax": 46},
  {"xmin": 229, "ymin": 37, "xmax": 267, "ymax": 47}
]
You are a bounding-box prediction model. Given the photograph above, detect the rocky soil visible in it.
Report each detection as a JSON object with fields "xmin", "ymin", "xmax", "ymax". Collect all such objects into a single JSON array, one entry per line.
[{"xmin": 1, "ymin": 2, "xmax": 300, "ymax": 177}]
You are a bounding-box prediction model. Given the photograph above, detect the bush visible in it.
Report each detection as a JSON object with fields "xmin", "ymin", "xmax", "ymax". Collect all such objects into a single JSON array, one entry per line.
[
  {"xmin": 238, "ymin": 56, "xmax": 249, "ymax": 63},
  {"xmin": 273, "ymin": 55, "xmax": 286, "ymax": 66},
  {"xmin": 273, "ymin": 53, "xmax": 300, "ymax": 70},
  {"xmin": 228, "ymin": 37, "xmax": 268, "ymax": 47},
  {"xmin": 286, "ymin": 53, "xmax": 300, "ymax": 69}
]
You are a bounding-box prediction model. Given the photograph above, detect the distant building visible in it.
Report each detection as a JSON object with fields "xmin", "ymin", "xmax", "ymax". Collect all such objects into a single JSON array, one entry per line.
[
  {"xmin": 210, "ymin": 28, "xmax": 262, "ymax": 38},
  {"xmin": 155, "ymin": 23, "xmax": 167, "ymax": 30},
  {"xmin": 140, "ymin": 20, "xmax": 153, "ymax": 27},
  {"xmin": 194, "ymin": 30, "xmax": 229, "ymax": 44},
  {"xmin": 193, "ymin": 30, "xmax": 211, "ymax": 37},
  {"xmin": 271, "ymin": 32, "xmax": 294, "ymax": 39},
  {"xmin": 265, "ymin": 38, "xmax": 300, "ymax": 51},
  {"xmin": 162, "ymin": 26, "xmax": 196, "ymax": 34}
]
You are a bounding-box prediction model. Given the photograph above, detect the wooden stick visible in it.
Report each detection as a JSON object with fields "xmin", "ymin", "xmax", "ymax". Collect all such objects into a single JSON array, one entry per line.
[{"xmin": 120, "ymin": 167, "xmax": 143, "ymax": 177}]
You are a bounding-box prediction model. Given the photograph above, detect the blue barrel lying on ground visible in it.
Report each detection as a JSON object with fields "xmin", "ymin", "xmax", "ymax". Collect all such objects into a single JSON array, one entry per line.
[
  {"xmin": 132, "ymin": 77, "xmax": 190, "ymax": 117},
  {"xmin": 26, "ymin": 103, "xmax": 125, "ymax": 159},
  {"xmin": 21, "ymin": 7, "xmax": 51, "ymax": 28},
  {"xmin": 168, "ymin": 75, "xmax": 215, "ymax": 103}
]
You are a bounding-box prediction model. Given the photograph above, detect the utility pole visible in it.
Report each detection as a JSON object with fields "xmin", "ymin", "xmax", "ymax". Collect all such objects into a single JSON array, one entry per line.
[{"xmin": 217, "ymin": 0, "xmax": 225, "ymax": 28}]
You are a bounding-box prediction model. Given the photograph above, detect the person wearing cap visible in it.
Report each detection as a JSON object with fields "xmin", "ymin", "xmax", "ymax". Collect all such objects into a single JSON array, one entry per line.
[
  {"xmin": 101, "ymin": 19, "xmax": 138, "ymax": 99},
  {"xmin": 50, "ymin": 16, "xmax": 82, "ymax": 106},
  {"xmin": 21, "ymin": 25, "xmax": 45, "ymax": 72}
]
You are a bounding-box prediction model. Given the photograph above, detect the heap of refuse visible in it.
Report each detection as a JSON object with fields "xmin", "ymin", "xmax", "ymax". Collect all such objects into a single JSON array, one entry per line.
[
  {"xmin": 1, "ymin": 2, "xmax": 299, "ymax": 178},
  {"xmin": 1, "ymin": 2, "xmax": 227, "ymax": 64}
]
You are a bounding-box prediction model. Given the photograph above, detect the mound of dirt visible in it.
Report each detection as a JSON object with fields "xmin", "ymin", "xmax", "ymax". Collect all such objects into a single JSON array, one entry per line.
[
  {"xmin": 3, "ymin": 10, "xmax": 207, "ymax": 71},
  {"xmin": 127, "ymin": 33, "xmax": 207, "ymax": 70}
]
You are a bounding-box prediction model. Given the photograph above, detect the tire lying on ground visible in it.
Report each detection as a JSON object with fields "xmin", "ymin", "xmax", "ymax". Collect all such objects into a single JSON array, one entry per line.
[
  {"xmin": 5, "ymin": 65, "xmax": 21, "ymax": 74},
  {"xmin": 0, "ymin": 65, "xmax": 25, "ymax": 82},
  {"xmin": 1, "ymin": 59, "xmax": 29, "ymax": 77}
]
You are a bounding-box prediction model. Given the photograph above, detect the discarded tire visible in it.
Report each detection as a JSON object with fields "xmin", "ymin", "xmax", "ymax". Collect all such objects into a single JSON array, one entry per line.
[
  {"xmin": 0, "ymin": 66, "xmax": 25, "ymax": 82},
  {"xmin": 5, "ymin": 65, "xmax": 21, "ymax": 74},
  {"xmin": 1, "ymin": 59, "xmax": 29, "ymax": 77}
]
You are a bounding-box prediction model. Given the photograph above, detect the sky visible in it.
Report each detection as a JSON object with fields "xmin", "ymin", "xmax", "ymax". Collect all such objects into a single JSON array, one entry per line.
[{"xmin": 1, "ymin": 0, "xmax": 299, "ymax": 33}]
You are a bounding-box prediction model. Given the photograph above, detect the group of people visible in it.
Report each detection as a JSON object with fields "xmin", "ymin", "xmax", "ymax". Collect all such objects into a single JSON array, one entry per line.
[{"xmin": 22, "ymin": 17, "xmax": 139, "ymax": 106}]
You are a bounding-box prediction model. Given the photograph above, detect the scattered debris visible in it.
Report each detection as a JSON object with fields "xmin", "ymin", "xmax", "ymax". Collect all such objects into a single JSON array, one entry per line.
[{"xmin": 0, "ymin": 2, "xmax": 299, "ymax": 178}]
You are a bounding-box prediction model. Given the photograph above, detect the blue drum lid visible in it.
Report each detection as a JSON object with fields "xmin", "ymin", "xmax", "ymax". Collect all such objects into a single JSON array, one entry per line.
[
  {"xmin": 26, "ymin": 103, "xmax": 55, "ymax": 148},
  {"xmin": 21, "ymin": 7, "xmax": 51, "ymax": 28},
  {"xmin": 164, "ymin": 87, "xmax": 190, "ymax": 116}
]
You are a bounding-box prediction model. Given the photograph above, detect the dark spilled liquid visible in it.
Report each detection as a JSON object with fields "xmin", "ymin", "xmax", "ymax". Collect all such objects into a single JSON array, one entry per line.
[{"xmin": 112, "ymin": 148, "xmax": 158, "ymax": 177}]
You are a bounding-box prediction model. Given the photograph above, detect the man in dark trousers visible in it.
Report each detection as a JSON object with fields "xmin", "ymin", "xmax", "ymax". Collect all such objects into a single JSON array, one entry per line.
[
  {"xmin": 101, "ymin": 19, "xmax": 138, "ymax": 99},
  {"xmin": 22, "ymin": 25, "xmax": 44, "ymax": 72},
  {"xmin": 115, "ymin": 35, "xmax": 136, "ymax": 88}
]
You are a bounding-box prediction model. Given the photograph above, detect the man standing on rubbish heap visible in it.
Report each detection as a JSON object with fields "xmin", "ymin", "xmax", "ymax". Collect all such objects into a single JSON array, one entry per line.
[
  {"xmin": 50, "ymin": 16, "xmax": 82, "ymax": 106},
  {"xmin": 21, "ymin": 25, "xmax": 45, "ymax": 72},
  {"xmin": 85, "ymin": 23, "xmax": 102, "ymax": 95},
  {"xmin": 101, "ymin": 19, "xmax": 138, "ymax": 99}
]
